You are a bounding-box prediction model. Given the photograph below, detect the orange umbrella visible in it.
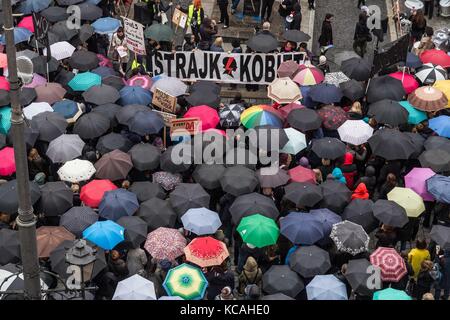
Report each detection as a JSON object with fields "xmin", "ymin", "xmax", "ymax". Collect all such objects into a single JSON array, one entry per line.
[
  {"xmin": 36, "ymin": 226, "xmax": 75, "ymax": 258},
  {"xmin": 184, "ymin": 236, "xmax": 229, "ymax": 268}
]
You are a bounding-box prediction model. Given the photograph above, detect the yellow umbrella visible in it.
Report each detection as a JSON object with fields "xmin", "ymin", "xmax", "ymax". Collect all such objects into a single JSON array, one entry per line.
[
  {"xmin": 267, "ymin": 77, "xmax": 302, "ymax": 104},
  {"xmin": 433, "ymin": 80, "xmax": 450, "ymax": 107},
  {"xmin": 387, "ymin": 187, "xmax": 425, "ymax": 218}
]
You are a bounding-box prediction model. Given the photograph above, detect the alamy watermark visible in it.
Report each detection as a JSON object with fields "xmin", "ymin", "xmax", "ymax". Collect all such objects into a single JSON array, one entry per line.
[{"xmin": 66, "ymin": 5, "xmax": 82, "ymax": 30}]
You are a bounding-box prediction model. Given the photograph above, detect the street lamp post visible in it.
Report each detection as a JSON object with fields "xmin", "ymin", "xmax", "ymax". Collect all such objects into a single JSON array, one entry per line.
[{"xmin": 2, "ymin": 0, "xmax": 42, "ymax": 300}]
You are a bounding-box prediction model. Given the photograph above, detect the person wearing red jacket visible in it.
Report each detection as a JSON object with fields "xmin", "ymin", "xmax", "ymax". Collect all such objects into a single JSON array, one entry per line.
[
  {"xmin": 340, "ymin": 152, "xmax": 358, "ymax": 190},
  {"xmin": 351, "ymin": 182, "xmax": 370, "ymax": 200}
]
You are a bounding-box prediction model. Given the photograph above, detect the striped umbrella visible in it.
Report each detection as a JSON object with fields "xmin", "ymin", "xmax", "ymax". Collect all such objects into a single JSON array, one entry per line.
[
  {"xmin": 388, "ymin": 71, "xmax": 419, "ymax": 94},
  {"xmin": 370, "ymin": 247, "xmax": 407, "ymax": 282},
  {"xmin": 163, "ymin": 263, "xmax": 208, "ymax": 300},
  {"xmin": 127, "ymin": 75, "xmax": 153, "ymax": 90},
  {"xmin": 337, "ymin": 119, "xmax": 373, "ymax": 146},
  {"xmin": 408, "ymin": 86, "xmax": 448, "ymax": 112},
  {"xmin": 184, "ymin": 236, "xmax": 229, "ymax": 268},
  {"xmin": 267, "ymin": 77, "xmax": 302, "ymax": 104},
  {"xmin": 144, "ymin": 227, "xmax": 187, "ymax": 261},
  {"xmin": 433, "ymin": 80, "xmax": 450, "ymax": 107},
  {"xmin": 219, "ymin": 103, "xmax": 244, "ymax": 128},
  {"xmin": 293, "ymin": 65, "xmax": 324, "ymax": 86},
  {"xmin": 420, "ymin": 49, "xmax": 450, "ymax": 68},
  {"xmin": 415, "ymin": 63, "xmax": 447, "ymax": 85},
  {"xmin": 240, "ymin": 105, "xmax": 283, "ymax": 128}
]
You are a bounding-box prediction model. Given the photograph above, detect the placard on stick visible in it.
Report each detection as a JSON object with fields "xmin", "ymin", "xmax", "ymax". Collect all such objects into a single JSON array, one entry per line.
[
  {"xmin": 172, "ymin": 8, "xmax": 188, "ymax": 30},
  {"xmin": 170, "ymin": 117, "xmax": 201, "ymax": 137},
  {"xmin": 152, "ymin": 88, "xmax": 177, "ymax": 113},
  {"xmin": 154, "ymin": 109, "xmax": 177, "ymax": 127}
]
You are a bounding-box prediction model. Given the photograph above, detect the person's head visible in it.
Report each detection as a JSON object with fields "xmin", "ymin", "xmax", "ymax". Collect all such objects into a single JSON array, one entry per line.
[
  {"xmin": 299, "ymin": 156, "xmax": 310, "ymax": 168},
  {"xmin": 425, "ymin": 26, "xmax": 434, "ymax": 37},
  {"xmin": 321, "ymin": 158, "xmax": 331, "ymax": 166},
  {"xmin": 193, "ymin": 0, "xmax": 202, "ymax": 9},
  {"xmin": 358, "ymin": 12, "xmax": 367, "ymax": 24},
  {"xmin": 341, "ymin": 263, "xmax": 348, "ymax": 275},
  {"xmin": 28, "ymin": 148, "xmax": 39, "ymax": 160},
  {"xmin": 117, "ymin": 27, "xmax": 124, "ymax": 38},
  {"xmin": 34, "ymin": 172, "xmax": 46, "ymax": 185},
  {"xmin": 244, "ymin": 284, "xmax": 261, "ymax": 299},
  {"xmin": 416, "ymin": 238, "xmax": 427, "ymax": 250},
  {"xmin": 365, "ymin": 165, "xmax": 376, "ymax": 177},
  {"xmin": 111, "ymin": 250, "xmax": 120, "ymax": 260},
  {"xmin": 231, "ymin": 38, "xmax": 241, "ymax": 49},
  {"xmin": 121, "ymin": 180, "xmax": 130, "ymax": 189},
  {"xmin": 213, "ymin": 37, "xmax": 223, "ymax": 48},
  {"xmin": 159, "ymin": 259, "xmax": 172, "ymax": 272},
  {"xmin": 0, "ymin": 212, "xmax": 10, "ymax": 223},
  {"xmin": 325, "ymin": 13, "xmax": 334, "ymax": 22},
  {"xmin": 350, "ymin": 101, "xmax": 362, "ymax": 114},
  {"xmin": 421, "ymin": 260, "xmax": 433, "ymax": 271},
  {"xmin": 220, "ymin": 286, "xmax": 234, "ymax": 299},
  {"xmin": 262, "ymin": 22, "xmax": 271, "ymax": 31},
  {"xmin": 202, "ymin": 17, "xmax": 212, "ymax": 27},
  {"xmin": 71, "ymin": 183, "xmax": 80, "ymax": 193},
  {"xmin": 319, "ymin": 55, "xmax": 327, "ymax": 66},
  {"xmin": 284, "ymin": 41, "xmax": 295, "ymax": 51},
  {"xmin": 262, "ymin": 187, "xmax": 273, "ymax": 197},
  {"xmin": 414, "ymin": 9, "xmax": 425, "ymax": 24},
  {"xmin": 386, "ymin": 173, "xmax": 397, "ymax": 186},
  {"xmin": 422, "ymin": 293, "xmax": 435, "ymax": 300},
  {"xmin": 243, "ymin": 256, "xmax": 258, "ymax": 273}
]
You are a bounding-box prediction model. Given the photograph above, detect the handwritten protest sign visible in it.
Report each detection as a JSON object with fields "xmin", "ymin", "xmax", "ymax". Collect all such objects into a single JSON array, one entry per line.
[
  {"xmin": 123, "ymin": 17, "xmax": 146, "ymax": 55},
  {"xmin": 152, "ymin": 88, "xmax": 177, "ymax": 113}
]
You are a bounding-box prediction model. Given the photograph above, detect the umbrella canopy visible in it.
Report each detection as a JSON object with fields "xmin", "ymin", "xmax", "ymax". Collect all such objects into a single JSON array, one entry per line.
[
  {"xmin": 368, "ymin": 129, "xmax": 416, "ymax": 160},
  {"xmin": 120, "ymin": 86, "xmax": 152, "ymax": 106},
  {"xmin": 320, "ymin": 180, "xmax": 352, "ymax": 214},
  {"xmin": 50, "ymin": 20, "xmax": 79, "ymax": 41},
  {"xmin": 0, "ymin": 107, "xmax": 11, "ymax": 134},
  {"xmin": 405, "ymin": 52, "xmax": 423, "ymax": 68},
  {"xmin": 424, "ymin": 135, "xmax": 450, "ymax": 152},
  {"xmin": 287, "ymin": 108, "xmax": 322, "ymax": 132},
  {"xmin": 219, "ymin": 103, "xmax": 244, "ymax": 128},
  {"xmin": 280, "ymin": 212, "xmax": 325, "ymax": 245},
  {"xmin": 267, "ymin": 78, "xmax": 302, "ymax": 104},
  {"xmin": 284, "ymin": 182, "xmax": 323, "ymax": 208},
  {"xmin": 116, "ymin": 216, "xmax": 148, "ymax": 249},
  {"xmin": 98, "ymin": 189, "xmax": 139, "ymax": 221},
  {"xmin": 240, "ymin": 105, "xmax": 283, "ymax": 129},
  {"xmin": 427, "ymin": 174, "xmax": 450, "ymax": 204},
  {"xmin": 169, "ymin": 183, "xmax": 210, "ymax": 216},
  {"xmin": 373, "ymin": 200, "xmax": 408, "ymax": 228},
  {"xmin": 112, "ymin": 274, "xmax": 156, "ymax": 300},
  {"xmin": 342, "ymin": 199, "xmax": 377, "ymax": 232},
  {"xmin": 0, "ymin": 229, "xmax": 21, "ymax": 265},
  {"xmin": 330, "ymin": 220, "xmax": 369, "ymax": 256},
  {"xmin": 282, "ymin": 29, "xmax": 310, "ymax": 42},
  {"xmin": 31, "ymin": 111, "xmax": 68, "ymax": 142},
  {"xmin": 79, "ymin": 23, "xmax": 95, "ymax": 42},
  {"xmin": 398, "ymin": 100, "xmax": 428, "ymax": 125},
  {"xmin": 408, "ymin": 86, "xmax": 448, "ymax": 112},
  {"xmin": 82, "ymin": 84, "xmax": 120, "ymax": 105},
  {"xmin": 43, "ymin": 41, "xmax": 75, "ymax": 61},
  {"xmin": 288, "ymin": 165, "xmax": 316, "ymax": 184},
  {"xmin": 83, "ymin": 220, "xmax": 124, "ymax": 250},
  {"xmin": 103, "ymin": 75, "xmax": 126, "ymax": 90},
  {"xmin": 128, "ymin": 143, "xmax": 160, "ymax": 172},
  {"xmin": 337, "ymin": 119, "xmax": 373, "ymax": 146},
  {"xmin": 345, "ymin": 259, "xmax": 379, "ymax": 297},
  {"xmin": 370, "ymin": 247, "xmax": 407, "ymax": 282},
  {"xmin": 181, "ymin": 208, "xmax": 221, "ymax": 236},
  {"xmin": 256, "ymin": 167, "xmax": 290, "ymax": 188},
  {"xmin": 144, "ymin": 227, "xmax": 187, "ymax": 261},
  {"xmin": 137, "ymin": 198, "xmax": 177, "ymax": 231},
  {"xmin": 429, "ymin": 115, "xmax": 450, "ymax": 138},
  {"xmin": 159, "ymin": 146, "xmax": 192, "ymax": 173},
  {"xmin": 92, "ymin": 17, "xmax": 121, "ymax": 34},
  {"xmin": 68, "ymin": 72, "xmax": 102, "ymax": 91},
  {"xmin": 192, "ymin": 164, "xmax": 226, "ymax": 190},
  {"xmin": 127, "ymin": 75, "xmax": 153, "ymax": 90},
  {"xmin": 420, "ymin": 49, "xmax": 450, "ymax": 68},
  {"xmin": 289, "ymin": 245, "xmax": 331, "ymax": 278},
  {"xmin": 310, "ymin": 208, "xmax": 342, "ymax": 235},
  {"xmin": 373, "ymin": 288, "xmax": 412, "ymax": 300},
  {"xmin": 418, "ymin": 149, "xmax": 450, "ymax": 173},
  {"xmin": 261, "ymin": 293, "xmax": 295, "ymax": 300},
  {"xmin": 184, "ymin": 105, "xmax": 219, "ymax": 131},
  {"xmin": 387, "ymin": 187, "xmax": 426, "ymax": 218},
  {"xmin": 388, "ymin": 71, "xmax": 419, "ymax": 94},
  {"xmin": 31, "ymin": 56, "xmax": 59, "ymax": 75},
  {"xmin": 151, "ymin": 76, "xmax": 187, "ymax": 97},
  {"xmin": 57, "ymin": 159, "xmax": 96, "ymax": 183},
  {"xmin": 403, "ymin": 131, "xmax": 426, "ymax": 158},
  {"xmin": 404, "ymin": 168, "xmax": 435, "ymax": 202},
  {"xmin": 281, "ymin": 128, "xmax": 307, "ymax": 155},
  {"xmin": 341, "ymin": 57, "xmax": 371, "ymax": 81},
  {"xmin": 221, "ymin": 166, "xmax": 259, "ymax": 196},
  {"xmin": 92, "ymin": 66, "xmax": 117, "ymax": 78},
  {"xmin": 311, "ymin": 137, "xmax": 346, "ymax": 160},
  {"xmin": 0, "ymin": 147, "xmax": 15, "ymax": 176},
  {"xmin": 0, "ymin": 27, "xmax": 32, "ymax": 45},
  {"xmin": 80, "ymin": 179, "xmax": 118, "ymax": 208},
  {"xmin": 77, "ymin": 2, "xmax": 103, "ymax": 20},
  {"xmin": 366, "ymin": 76, "xmax": 406, "ymax": 103},
  {"xmin": 17, "ymin": 16, "xmax": 34, "ymax": 33},
  {"xmin": 60, "ymin": 207, "xmax": 98, "ymax": 238},
  {"xmin": 277, "ymin": 60, "xmax": 300, "ymax": 78},
  {"xmin": 0, "ymin": 265, "xmax": 49, "ymax": 298},
  {"xmin": 144, "ymin": 23, "xmax": 174, "ymax": 42},
  {"xmin": 23, "ymin": 73, "xmax": 47, "ymax": 89},
  {"xmin": 230, "ymin": 192, "xmax": 280, "ymax": 225},
  {"xmin": 433, "ymin": 79, "xmax": 450, "ymax": 107},
  {"xmin": 262, "ymin": 265, "xmax": 304, "ymax": 298},
  {"xmin": 39, "ymin": 181, "xmax": 73, "ymax": 217},
  {"xmin": 0, "ymin": 180, "xmax": 41, "ymax": 214},
  {"xmin": 163, "ymin": 263, "xmax": 208, "ymax": 300},
  {"xmin": 91, "ymin": 103, "xmax": 122, "ymax": 124},
  {"xmin": 339, "ymin": 79, "xmax": 365, "ymax": 101},
  {"xmin": 40, "ymin": 6, "xmax": 69, "ymax": 22},
  {"xmin": 36, "ymin": 226, "xmax": 75, "ymax": 258},
  {"xmin": 46, "ymin": 134, "xmax": 85, "ymax": 163},
  {"xmin": 247, "ymin": 33, "xmax": 279, "ymax": 53},
  {"xmin": 0, "ymin": 77, "xmax": 9, "ymax": 91},
  {"xmin": 368, "ymin": 99, "xmax": 409, "ymax": 126},
  {"xmin": 73, "ymin": 112, "xmax": 110, "ymax": 139},
  {"xmin": 237, "ymin": 214, "xmax": 279, "ymax": 248},
  {"xmin": 23, "ymin": 102, "xmax": 53, "ymax": 120},
  {"xmin": 184, "ymin": 237, "xmax": 229, "ymax": 268},
  {"xmin": 96, "ymin": 133, "xmax": 133, "ymax": 156},
  {"xmin": 69, "ymin": 51, "xmax": 99, "ymax": 72},
  {"xmin": 293, "ymin": 65, "xmax": 324, "ymax": 86},
  {"xmin": 430, "ymin": 225, "xmax": 450, "ymax": 250},
  {"xmin": 324, "ymin": 72, "xmax": 350, "ymax": 87},
  {"xmin": 317, "ymin": 105, "xmax": 348, "ymax": 130},
  {"xmin": 116, "ymin": 104, "xmax": 149, "ymax": 125},
  {"xmin": 129, "ymin": 181, "xmax": 165, "ymax": 203},
  {"xmin": 309, "ymin": 83, "xmax": 343, "ymax": 104},
  {"xmin": 306, "ymin": 275, "xmax": 348, "ymax": 300},
  {"xmin": 52, "ymin": 100, "xmax": 83, "ymax": 123},
  {"xmin": 94, "ymin": 149, "xmax": 133, "ymax": 181}
]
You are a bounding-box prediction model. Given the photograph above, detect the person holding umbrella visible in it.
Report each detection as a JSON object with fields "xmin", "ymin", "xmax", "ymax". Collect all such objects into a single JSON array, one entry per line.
[{"xmin": 205, "ymin": 261, "xmax": 235, "ymax": 300}]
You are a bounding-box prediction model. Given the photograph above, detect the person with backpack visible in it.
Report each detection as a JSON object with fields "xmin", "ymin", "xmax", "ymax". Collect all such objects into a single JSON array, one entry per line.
[
  {"xmin": 414, "ymin": 260, "xmax": 435, "ymax": 299},
  {"xmin": 353, "ymin": 12, "xmax": 372, "ymax": 58},
  {"xmin": 238, "ymin": 256, "xmax": 263, "ymax": 295}
]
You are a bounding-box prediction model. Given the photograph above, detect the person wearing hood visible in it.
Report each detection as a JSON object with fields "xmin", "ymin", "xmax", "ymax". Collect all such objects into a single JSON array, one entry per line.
[
  {"xmin": 355, "ymin": 165, "xmax": 377, "ymax": 196},
  {"xmin": 332, "ymin": 167, "xmax": 347, "ymax": 184},
  {"xmin": 353, "ymin": 12, "xmax": 371, "ymax": 58},
  {"xmin": 351, "ymin": 182, "xmax": 369, "ymax": 200},
  {"xmin": 340, "ymin": 152, "xmax": 358, "ymax": 189},
  {"xmin": 215, "ymin": 286, "xmax": 236, "ymax": 300},
  {"xmin": 289, "ymin": 3, "xmax": 302, "ymax": 30},
  {"xmin": 238, "ymin": 256, "xmax": 263, "ymax": 295}
]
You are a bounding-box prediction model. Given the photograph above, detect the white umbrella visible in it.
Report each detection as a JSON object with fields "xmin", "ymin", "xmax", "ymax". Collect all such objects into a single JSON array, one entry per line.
[
  {"xmin": 23, "ymin": 102, "xmax": 53, "ymax": 120},
  {"xmin": 57, "ymin": 159, "xmax": 96, "ymax": 183},
  {"xmin": 415, "ymin": 63, "xmax": 447, "ymax": 85},
  {"xmin": 281, "ymin": 127, "xmax": 307, "ymax": 155},
  {"xmin": 0, "ymin": 267, "xmax": 49, "ymax": 299},
  {"xmin": 112, "ymin": 274, "xmax": 156, "ymax": 300},
  {"xmin": 150, "ymin": 76, "xmax": 187, "ymax": 97},
  {"xmin": 324, "ymin": 72, "xmax": 350, "ymax": 87},
  {"xmin": 181, "ymin": 207, "xmax": 222, "ymax": 235},
  {"xmin": 337, "ymin": 120, "xmax": 374, "ymax": 146},
  {"xmin": 46, "ymin": 134, "xmax": 86, "ymax": 163},
  {"xmin": 43, "ymin": 41, "xmax": 76, "ymax": 61},
  {"xmin": 267, "ymin": 77, "xmax": 302, "ymax": 104}
]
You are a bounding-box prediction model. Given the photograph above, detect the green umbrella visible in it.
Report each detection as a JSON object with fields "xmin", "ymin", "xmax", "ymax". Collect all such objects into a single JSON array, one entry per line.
[
  {"xmin": 399, "ymin": 101, "xmax": 427, "ymax": 125},
  {"xmin": 237, "ymin": 214, "xmax": 279, "ymax": 248},
  {"xmin": 144, "ymin": 24, "xmax": 174, "ymax": 42},
  {"xmin": 0, "ymin": 106, "xmax": 11, "ymax": 134},
  {"xmin": 68, "ymin": 72, "xmax": 102, "ymax": 92},
  {"xmin": 163, "ymin": 263, "xmax": 208, "ymax": 300},
  {"xmin": 373, "ymin": 288, "xmax": 412, "ymax": 300}
]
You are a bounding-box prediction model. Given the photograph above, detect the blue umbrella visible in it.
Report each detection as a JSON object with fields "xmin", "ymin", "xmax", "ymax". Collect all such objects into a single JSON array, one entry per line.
[
  {"xmin": 119, "ymin": 86, "xmax": 152, "ymax": 106},
  {"xmin": 92, "ymin": 17, "xmax": 122, "ymax": 35},
  {"xmin": 309, "ymin": 83, "xmax": 344, "ymax": 104},
  {"xmin": 19, "ymin": 0, "xmax": 52, "ymax": 14},
  {"xmin": 83, "ymin": 220, "xmax": 125, "ymax": 250},
  {"xmin": 52, "ymin": 100, "xmax": 81, "ymax": 122},
  {"xmin": 0, "ymin": 28, "xmax": 33, "ymax": 45},
  {"xmin": 92, "ymin": 66, "xmax": 118, "ymax": 79},
  {"xmin": 127, "ymin": 110, "xmax": 164, "ymax": 136},
  {"xmin": 300, "ymin": 86, "xmax": 318, "ymax": 109},
  {"xmin": 306, "ymin": 275, "xmax": 348, "ymax": 300},
  {"xmin": 181, "ymin": 207, "xmax": 222, "ymax": 235},
  {"xmin": 98, "ymin": 189, "xmax": 139, "ymax": 221},
  {"xmin": 429, "ymin": 115, "xmax": 450, "ymax": 138},
  {"xmin": 405, "ymin": 52, "xmax": 422, "ymax": 69},
  {"xmin": 280, "ymin": 212, "xmax": 325, "ymax": 245},
  {"xmin": 427, "ymin": 174, "xmax": 450, "ymax": 204},
  {"xmin": 310, "ymin": 208, "xmax": 342, "ymax": 235},
  {"xmin": 84, "ymin": 0, "xmax": 102, "ymax": 4},
  {"xmin": 0, "ymin": 107, "xmax": 12, "ymax": 134}
]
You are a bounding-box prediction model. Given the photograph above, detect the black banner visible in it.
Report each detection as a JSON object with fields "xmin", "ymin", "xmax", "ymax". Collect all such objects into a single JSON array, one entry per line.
[
  {"xmin": 32, "ymin": 12, "xmax": 51, "ymax": 63},
  {"xmin": 372, "ymin": 34, "xmax": 410, "ymax": 76}
]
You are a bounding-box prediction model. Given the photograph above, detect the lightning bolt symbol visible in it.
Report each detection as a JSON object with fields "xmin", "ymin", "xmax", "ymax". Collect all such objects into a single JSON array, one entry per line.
[{"xmin": 224, "ymin": 58, "xmax": 234, "ymax": 75}]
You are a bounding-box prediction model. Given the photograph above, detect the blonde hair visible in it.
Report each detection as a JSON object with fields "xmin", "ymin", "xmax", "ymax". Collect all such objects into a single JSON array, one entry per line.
[
  {"xmin": 71, "ymin": 183, "xmax": 80, "ymax": 193},
  {"xmin": 350, "ymin": 101, "xmax": 362, "ymax": 114},
  {"xmin": 213, "ymin": 37, "xmax": 223, "ymax": 47}
]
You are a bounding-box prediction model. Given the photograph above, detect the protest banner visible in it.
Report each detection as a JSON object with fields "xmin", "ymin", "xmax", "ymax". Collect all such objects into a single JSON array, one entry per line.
[
  {"xmin": 170, "ymin": 118, "xmax": 201, "ymax": 137},
  {"xmin": 123, "ymin": 17, "xmax": 146, "ymax": 55},
  {"xmin": 152, "ymin": 88, "xmax": 177, "ymax": 113}
]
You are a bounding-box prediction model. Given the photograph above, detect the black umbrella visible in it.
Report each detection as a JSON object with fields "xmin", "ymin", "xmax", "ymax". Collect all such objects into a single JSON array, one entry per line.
[
  {"xmin": 366, "ymin": 75, "xmax": 406, "ymax": 103},
  {"xmin": 137, "ymin": 198, "xmax": 177, "ymax": 230},
  {"xmin": 160, "ymin": 145, "xmax": 192, "ymax": 173},
  {"xmin": 169, "ymin": 183, "xmax": 210, "ymax": 216},
  {"xmin": 59, "ymin": 207, "xmax": 98, "ymax": 238},
  {"xmin": 0, "ymin": 180, "xmax": 41, "ymax": 214},
  {"xmin": 311, "ymin": 137, "xmax": 346, "ymax": 160},
  {"xmin": 368, "ymin": 129, "xmax": 416, "ymax": 160},
  {"xmin": 0, "ymin": 229, "xmax": 21, "ymax": 265},
  {"xmin": 91, "ymin": 103, "xmax": 122, "ymax": 125},
  {"xmin": 220, "ymin": 165, "xmax": 259, "ymax": 197},
  {"xmin": 404, "ymin": 132, "xmax": 425, "ymax": 159},
  {"xmin": 0, "ymin": 134, "xmax": 5, "ymax": 149},
  {"xmin": 190, "ymin": 81, "xmax": 221, "ymax": 95},
  {"xmin": 342, "ymin": 199, "xmax": 377, "ymax": 232},
  {"xmin": 92, "ymin": 66, "xmax": 118, "ymax": 78},
  {"xmin": 50, "ymin": 21, "xmax": 79, "ymax": 41},
  {"xmin": 128, "ymin": 143, "xmax": 161, "ymax": 171},
  {"xmin": 69, "ymin": 51, "xmax": 99, "ymax": 72},
  {"xmin": 419, "ymin": 149, "xmax": 450, "ymax": 173},
  {"xmin": 287, "ymin": 108, "xmax": 322, "ymax": 132},
  {"xmin": 309, "ymin": 83, "xmax": 344, "ymax": 104},
  {"xmin": 251, "ymin": 125, "xmax": 289, "ymax": 151},
  {"xmin": 102, "ymin": 75, "xmax": 126, "ymax": 91},
  {"xmin": 19, "ymin": 87, "xmax": 37, "ymax": 106},
  {"xmin": 127, "ymin": 110, "xmax": 164, "ymax": 136},
  {"xmin": 39, "ymin": 181, "xmax": 73, "ymax": 217},
  {"xmin": 330, "ymin": 220, "xmax": 369, "ymax": 256},
  {"xmin": 261, "ymin": 293, "xmax": 295, "ymax": 300},
  {"xmin": 31, "ymin": 56, "xmax": 59, "ymax": 75},
  {"xmin": 7, "ymin": 125, "xmax": 39, "ymax": 149},
  {"xmin": 96, "ymin": 132, "xmax": 133, "ymax": 156},
  {"xmin": 283, "ymin": 182, "xmax": 323, "ymax": 208},
  {"xmin": 341, "ymin": 57, "xmax": 371, "ymax": 81},
  {"xmin": 78, "ymin": 3, "xmax": 103, "ymax": 21},
  {"xmin": 319, "ymin": 180, "xmax": 351, "ymax": 214},
  {"xmin": 289, "ymin": 245, "xmax": 331, "ymax": 278},
  {"xmin": 225, "ymin": 147, "xmax": 257, "ymax": 170},
  {"xmin": 424, "ymin": 136, "xmax": 450, "ymax": 153},
  {"xmin": 373, "ymin": 199, "xmax": 408, "ymax": 227},
  {"xmin": 31, "ymin": 112, "xmax": 68, "ymax": 142},
  {"xmin": 186, "ymin": 91, "xmax": 220, "ymax": 108},
  {"xmin": 192, "ymin": 164, "xmax": 226, "ymax": 190},
  {"xmin": 262, "ymin": 265, "xmax": 304, "ymax": 298},
  {"xmin": 229, "ymin": 192, "xmax": 280, "ymax": 224},
  {"xmin": 115, "ymin": 104, "xmax": 149, "ymax": 125},
  {"xmin": 430, "ymin": 225, "xmax": 450, "ymax": 250},
  {"xmin": 339, "ymin": 80, "xmax": 365, "ymax": 101},
  {"xmin": 30, "ymin": 32, "xmax": 61, "ymax": 49},
  {"xmin": 55, "ymin": 69, "xmax": 75, "ymax": 90},
  {"xmin": 368, "ymin": 99, "xmax": 408, "ymax": 126},
  {"xmin": 0, "ymin": 90, "xmax": 9, "ymax": 106},
  {"xmin": 345, "ymin": 259, "xmax": 377, "ymax": 297},
  {"xmin": 40, "ymin": 6, "xmax": 69, "ymax": 22},
  {"xmin": 247, "ymin": 33, "xmax": 279, "ymax": 53},
  {"xmin": 116, "ymin": 216, "xmax": 148, "ymax": 249},
  {"xmin": 282, "ymin": 29, "xmax": 311, "ymax": 42},
  {"xmin": 78, "ymin": 24, "xmax": 95, "ymax": 42},
  {"xmin": 82, "ymin": 85, "xmax": 120, "ymax": 105},
  {"xmin": 73, "ymin": 112, "xmax": 110, "ymax": 139},
  {"xmin": 129, "ymin": 181, "xmax": 165, "ymax": 203}
]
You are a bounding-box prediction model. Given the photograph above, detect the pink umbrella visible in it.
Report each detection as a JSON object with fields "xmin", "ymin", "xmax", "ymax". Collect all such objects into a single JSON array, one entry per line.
[
  {"xmin": 18, "ymin": 16, "xmax": 35, "ymax": 33},
  {"xmin": 389, "ymin": 71, "xmax": 419, "ymax": 94},
  {"xmin": 97, "ymin": 54, "xmax": 112, "ymax": 68},
  {"xmin": 202, "ymin": 128, "xmax": 229, "ymax": 138},
  {"xmin": 0, "ymin": 147, "xmax": 16, "ymax": 176},
  {"xmin": 0, "ymin": 76, "xmax": 10, "ymax": 91},
  {"xmin": 23, "ymin": 74, "xmax": 47, "ymax": 89},
  {"xmin": 278, "ymin": 102, "xmax": 304, "ymax": 119},
  {"xmin": 35, "ymin": 83, "xmax": 67, "ymax": 105},
  {"xmin": 127, "ymin": 75, "xmax": 153, "ymax": 90},
  {"xmin": 0, "ymin": 53, "xmax": 7, "ymax": 69},
  {"xmin": 184, "ymin": 105, "xmax": 220, "ymax": 131},
  {"xmin": 404, "ymin": 167, "xmax": 436, "ymax": 202}
]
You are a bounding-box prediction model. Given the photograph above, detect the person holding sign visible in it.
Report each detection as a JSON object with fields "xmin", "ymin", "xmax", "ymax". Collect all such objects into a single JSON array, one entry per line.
[
  {"xmin": 177, "ymin": 0, "xmax": 205, "ymax": 43},
  {"xmin": 109, "ymin": 27, "xmax": 129, "ymax": 76},
  {"xmin": 149, "ymin": 0, "xmax": 173, "ymax": 24}
]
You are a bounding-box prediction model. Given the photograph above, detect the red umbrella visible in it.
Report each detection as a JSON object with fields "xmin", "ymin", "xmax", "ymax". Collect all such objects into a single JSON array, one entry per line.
[
  {"xmin": 184, "ymin": 105, "xmax": 220, "ymax": 131},
  {"xmin": 0, "ymin": 76, "xmax": 10, "ymax": 91},
  {"xmin": 420, "ymin": 49, "xmax": 450, "ymax": 68},
  {"xmin": 288, "ymin": 165, "xmax": 316, "ymax": 183},
  {"xmin": 18, "ymin": 16, "xmax": 34, "ymax": 33},
  {"xmin": 0, "ymin": 147, "xmax": 16, "ymax": 176},
  {"xmin": 184, "ymin": 236, "xmax": 229, "ymax": 268},
  {"xmin": 278, "ymin": 103, "xmax": 304, "ymax": 119},
  {"xmin": 144, "ymin": 227, "xmax": 187, "ymax": 261},
  {"xmin": 370, "ymin": 247, "xmax": 407, "ymax": 282},
  {"xmin": 388, "ymin": 71, "xmax": 419, "ymax": 94},
  {"xmin": 80, "ymin": 179, "xmax": 118, "ymax": 208}
]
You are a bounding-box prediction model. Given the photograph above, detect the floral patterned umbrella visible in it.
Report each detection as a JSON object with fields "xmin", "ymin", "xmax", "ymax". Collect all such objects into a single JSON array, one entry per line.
[
  {"xmin": 152, "ymin": 171, "xmax": 182, "ymax": 191},
  {"xmin": 144, "ymin": 227, "xmax": 187, "ymax": 261},
  {"xmin": 370, "ymin": 247, "xmax": 407, "ymax": 282},
  {"xmin": 184, "ymin": 236, "xmax": 229, "ymax": 268},
  {"xmin": 330, "ymin": 221, "xmax": 369, "ymax": 256},
  {"xmin": 317, "ymin": 105, "xmax": 348, "ymax": 130}
]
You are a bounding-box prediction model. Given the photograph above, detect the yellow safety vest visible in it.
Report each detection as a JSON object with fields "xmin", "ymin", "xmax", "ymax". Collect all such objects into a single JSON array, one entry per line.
[
  {"xmin": 131, "ymin": 59, "xmax": 146, "ymax": 72},
  {"xmin": 187, "ymin": 5, "xmax": 202, "ymax": 26}
]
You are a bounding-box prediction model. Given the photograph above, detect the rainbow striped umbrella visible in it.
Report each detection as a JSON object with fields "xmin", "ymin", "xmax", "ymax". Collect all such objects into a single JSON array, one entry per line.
[
  {"xmin": 163, "ymin": 263, "xmax": 208, "ymax": 300},
  {"xmin": 240, "ymin": 105, "xmax": 283, "ymax": 128},
  {"xmin": 293, "ymin": 65, "xmax": 325, "ymax": 86}
]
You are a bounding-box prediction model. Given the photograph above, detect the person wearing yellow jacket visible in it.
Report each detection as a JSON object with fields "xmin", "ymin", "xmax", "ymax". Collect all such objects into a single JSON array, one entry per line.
[
  {"xmin": 177, "ymin": 0, "xmax": 205, "ymax": 42},
  {"xmin": 408, "ymin": 239, "xmax": 431, "ymax": 279}
]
